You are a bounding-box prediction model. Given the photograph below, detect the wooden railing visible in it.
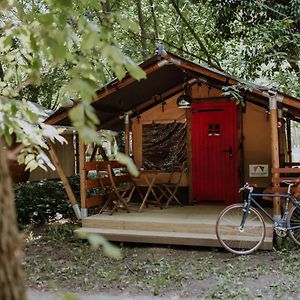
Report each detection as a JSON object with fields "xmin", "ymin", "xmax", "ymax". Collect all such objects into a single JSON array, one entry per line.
[{"xmin": 263, "ymin": 167, "xmax": 300, "ymax": 200}]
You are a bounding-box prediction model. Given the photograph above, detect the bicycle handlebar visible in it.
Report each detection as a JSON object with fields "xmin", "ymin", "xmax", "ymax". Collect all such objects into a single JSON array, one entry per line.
[{"xmin": 239, "ymin": 182, "xmax": 254, "ymax": 193}]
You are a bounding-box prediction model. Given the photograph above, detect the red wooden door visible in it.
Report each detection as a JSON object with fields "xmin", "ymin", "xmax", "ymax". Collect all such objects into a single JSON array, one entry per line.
[{"xmin": 192, "ymin": 102, "xmax": 238, "ymax": 205}]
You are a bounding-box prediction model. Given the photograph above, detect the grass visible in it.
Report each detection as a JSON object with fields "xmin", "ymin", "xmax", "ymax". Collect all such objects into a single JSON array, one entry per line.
[{"xmin": 24, "ymin": 223, "xmax": 300, "ymax": 298}]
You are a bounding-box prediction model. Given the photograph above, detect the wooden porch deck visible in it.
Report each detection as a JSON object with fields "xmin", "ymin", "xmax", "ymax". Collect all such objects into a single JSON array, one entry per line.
[{"xmin": 76, "ymin": 205, "xmax": 273, "ymax": 250}]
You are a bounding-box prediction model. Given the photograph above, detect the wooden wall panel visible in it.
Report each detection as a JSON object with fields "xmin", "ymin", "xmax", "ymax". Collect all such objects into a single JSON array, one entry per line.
[{"xmin": 243, "ymin": 102, "xmax": 272, "ymax": 187}]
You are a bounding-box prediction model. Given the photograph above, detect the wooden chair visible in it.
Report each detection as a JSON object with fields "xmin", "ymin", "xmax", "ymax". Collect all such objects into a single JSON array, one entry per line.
[
  {"xmin": 101, "ymin": 161, "xmax": 140, "ymax": 215},
  {"xmin": 157, "ymin": 161, "xmax": 186, "ymax": 208},
  {"xmin": 84, "ymin": 161, "xmax": 112, "ymax": 209}
]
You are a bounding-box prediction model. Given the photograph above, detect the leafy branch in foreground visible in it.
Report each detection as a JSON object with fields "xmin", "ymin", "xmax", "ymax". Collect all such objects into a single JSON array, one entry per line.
[{"xmin": 0, "ymin": 0, "xmax": 145, "ymax": 169}]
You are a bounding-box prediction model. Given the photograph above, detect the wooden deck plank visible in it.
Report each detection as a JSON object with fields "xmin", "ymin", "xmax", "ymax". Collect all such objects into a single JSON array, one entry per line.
[
  {"xmin": 77, "ymin": 205, "xmax": 274, "ymax": 250},
  {"xmin": 75, "ymin": 227, "xmax": 273, "ymax": 250}
]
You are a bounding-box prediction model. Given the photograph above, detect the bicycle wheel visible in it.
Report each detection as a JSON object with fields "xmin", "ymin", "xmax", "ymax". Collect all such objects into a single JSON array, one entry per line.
[
  {"xmin": 216, "ymin": 204, "xmax": 266, "ymax": 255},
  {"xmin": 287, "ymin": 204, "xmax": 300, "ymax": 246}
]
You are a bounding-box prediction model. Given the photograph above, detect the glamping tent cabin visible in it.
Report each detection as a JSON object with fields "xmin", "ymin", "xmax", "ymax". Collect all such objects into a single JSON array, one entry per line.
[{"xmin": 45, "ymin": 50, "xmax": 300, "ymax": 248}]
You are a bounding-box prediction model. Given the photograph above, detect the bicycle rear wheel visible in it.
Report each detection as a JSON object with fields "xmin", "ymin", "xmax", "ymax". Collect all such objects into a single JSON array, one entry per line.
[
  {"xmin": 287, "ymin": 204, "xmax": 300, "ymax": 246},
  {"xmin": 216, "ymin": 204, "xmax": 266, "ymax": 255}
]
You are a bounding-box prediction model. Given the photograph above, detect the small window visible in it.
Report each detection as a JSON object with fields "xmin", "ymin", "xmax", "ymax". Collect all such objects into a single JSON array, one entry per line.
[{"xmin": 208, "ymin": 123, "xmax": 221, "ymax": 137}]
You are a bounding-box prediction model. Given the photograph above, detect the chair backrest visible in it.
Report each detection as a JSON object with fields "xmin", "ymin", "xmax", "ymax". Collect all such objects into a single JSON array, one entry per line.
[
  {"xmin": 168, "ymin": 161, "xmax": 186, "ymax": 185},
  {"xmin": 83, "ymin": 160, "xmax": 113, "ymax": 208},
  {"xmin": 107, "ymin": 161, "xmax": 133, "ymax": 189}
]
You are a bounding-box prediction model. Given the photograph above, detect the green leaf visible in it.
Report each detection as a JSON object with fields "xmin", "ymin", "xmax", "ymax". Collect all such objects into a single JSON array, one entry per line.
[
  {"xmin": 116, "ymin": 152, "xmax": 139, "ymax": 177},
  {"xmin": 69, "ymin": 104, "xmax": 85, "ymax": 125},
  {"xmin": 38, "ymin": 13, "xmax": 54, "ymax": 26},
  {"xmin": 84, "ymin": 105, "xmax": 99, "ymax": 124},
  {"xmin": 3, "ymin": 127, "xmax": 12, "ymax": 146},
  {"xmin": 81, "ymin": 31, "xmax": 98, "ymax": 51},
  {"xmin": 77, "ymin": 232, "xmax": 121, "ymax": 259},
  {"xmin": 126, "ymin": 62, "xmax": 146, "ymax": 81}
]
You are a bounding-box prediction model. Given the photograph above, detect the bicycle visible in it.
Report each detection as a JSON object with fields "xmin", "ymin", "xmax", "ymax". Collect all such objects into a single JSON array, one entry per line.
[{"xmin": 216, "ymin": 181, "xmax": 300, "ymax": 255}]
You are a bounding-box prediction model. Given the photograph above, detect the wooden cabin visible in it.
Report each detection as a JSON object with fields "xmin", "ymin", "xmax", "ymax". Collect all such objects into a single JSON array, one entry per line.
[{"xmin": 45, "ymin": 50, "xmax": 300, "ymax": 248}]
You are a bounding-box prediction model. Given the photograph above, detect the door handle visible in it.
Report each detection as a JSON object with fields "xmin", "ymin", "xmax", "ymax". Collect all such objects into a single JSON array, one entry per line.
[{"xmin": 224, "ymin": 147, "xmax": 233, "ymax": 158}]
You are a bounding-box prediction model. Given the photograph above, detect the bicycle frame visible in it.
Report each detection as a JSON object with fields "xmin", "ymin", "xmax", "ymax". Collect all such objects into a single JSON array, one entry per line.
[{"xmin": 240, "ymin": 191, "xmax": 300, "ymax": 232}]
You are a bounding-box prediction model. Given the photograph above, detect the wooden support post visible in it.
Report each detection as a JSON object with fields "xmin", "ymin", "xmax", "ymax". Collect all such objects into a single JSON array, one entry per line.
[
  {"xmin": 286, "ymin": 117, "xmax": 292, "ymax": 164},
  {"xmin": 269, "ymin": 97, "xmax": 281, "ymax": 219},
  {"xmin": 278, "ymin": 109, "xmax": 286, "ymax": 167},
  {"xmin": 125, "ymin": 112, "xmax": 130, "ymax": 156},
  {"xmin": 186, "ymin": 109, "xmax": 193, "ymax": 203},
  {"xmin": 79, "ymin": 137, "xmax": 87, "ymax": 218},
  {"xmin": 48, "ymin": 144, "xmax": 81, "ymax": 219}
]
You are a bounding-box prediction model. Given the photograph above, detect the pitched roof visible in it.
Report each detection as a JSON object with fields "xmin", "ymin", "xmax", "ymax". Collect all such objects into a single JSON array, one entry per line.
[{"xmin": 45, "ymin": 51, "xmax": 300, "ymax": 129}]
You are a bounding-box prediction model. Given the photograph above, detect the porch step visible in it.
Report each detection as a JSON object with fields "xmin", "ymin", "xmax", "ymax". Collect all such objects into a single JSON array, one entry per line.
[
  {"xmin": 75, "ymin": 227, "xmax": 273, "ymax": 250},
  {"xmin": 82, "ymin": 214, "xmax": 274, "ymax": 236}
]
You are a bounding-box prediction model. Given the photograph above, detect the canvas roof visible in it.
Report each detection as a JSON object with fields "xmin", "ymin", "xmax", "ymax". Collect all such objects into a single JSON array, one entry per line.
[{"xmin": 45, "ymin": 51, "xmax": 300, "ymax": 130}]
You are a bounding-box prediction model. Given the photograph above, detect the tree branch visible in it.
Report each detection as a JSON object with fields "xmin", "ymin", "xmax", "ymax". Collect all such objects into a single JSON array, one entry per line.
[{"xmin": 168, "ymin": 0, "xmax": 221, "ymax": 69}]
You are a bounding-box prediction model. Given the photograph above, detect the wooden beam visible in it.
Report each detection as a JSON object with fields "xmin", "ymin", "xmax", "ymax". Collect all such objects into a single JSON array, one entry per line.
[
  {"xmin": 45, "ymin": 61, "xmax": 169, "ymax": 126},
  {"xmin": 186, "ymin": 108, "xmax": 193, "ymax": 203},
  {"xmin": 278, "ymin": 109, "xmax": 286, "ymax": 167},
  {"xmin": 96, "ymin": 83, "xmax": 184, "ymax": 131},
  {"xmin": 79, "ymin": 137, "xmax": 87, "ymax": 218},
  {"xmin": 48, "ymin": 144, "xmax": 81, "ymax": 219},
  {"xmin": 163, "ymin": 52, "xmax": 300, "ymax": 111},
  {"xmin": 269, "ymin": 98, "xmax": 281, "ymax": 218},
  {"xmin": 286, "ymin": 117, "xmax": 292, "ymax": 164}
]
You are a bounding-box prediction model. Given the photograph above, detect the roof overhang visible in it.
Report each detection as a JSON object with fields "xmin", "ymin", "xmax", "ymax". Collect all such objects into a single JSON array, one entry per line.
[{"xmin": 44, "ymin": 51, "xmax": 300, "ymax": 129}]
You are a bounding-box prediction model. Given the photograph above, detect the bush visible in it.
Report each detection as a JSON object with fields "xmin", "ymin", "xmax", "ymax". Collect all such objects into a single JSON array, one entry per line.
[{"xmin": 14, "ymin": 176, "xmax": 80, "ymax": 226}]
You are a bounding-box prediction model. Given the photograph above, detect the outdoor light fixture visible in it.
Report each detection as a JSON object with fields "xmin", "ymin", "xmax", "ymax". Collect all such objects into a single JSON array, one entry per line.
[{"xmin": 177, "ymin": 85, "xmax": 192, "ymax": 109}]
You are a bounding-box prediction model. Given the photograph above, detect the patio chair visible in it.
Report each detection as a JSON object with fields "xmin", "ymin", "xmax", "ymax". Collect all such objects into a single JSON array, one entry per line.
[
  {"xmin": 103, "ymin": 161, "xmax": 141, "ymax": 215},
  {"xmin": 157, "ymin": 161, "xmax": 186, "ymax": 208}
]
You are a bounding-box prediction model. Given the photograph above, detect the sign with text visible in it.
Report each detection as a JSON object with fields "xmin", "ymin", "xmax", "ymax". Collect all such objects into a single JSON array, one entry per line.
[{"xmin": 249, "ymin": 164, "xmax": 269, "ymax": 177}]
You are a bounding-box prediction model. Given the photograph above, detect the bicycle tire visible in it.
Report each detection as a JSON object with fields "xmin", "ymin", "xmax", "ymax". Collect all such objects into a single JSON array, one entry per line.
[
  {"xmin": 216, "ymin": 204, "xmax": 266, "ymax": 255},
  {"xmin": 287, "ymin": 204, "xmax": 300, "ymax": 246}
]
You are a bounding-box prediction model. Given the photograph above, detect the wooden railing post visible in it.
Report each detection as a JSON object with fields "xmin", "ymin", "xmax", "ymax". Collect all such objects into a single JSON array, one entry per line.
[
  {"xmin": 79, "ymin": 137, "xmax": 87, "ymax": 218},
  {"xmin": 269, "ymin": 96, "xmax": 281, "ymax": 220}
]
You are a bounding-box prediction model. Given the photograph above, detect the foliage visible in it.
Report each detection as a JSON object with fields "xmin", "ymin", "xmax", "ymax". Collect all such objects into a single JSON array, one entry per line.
[
  {"xmin": 0, "ymin": 0, "xmax": 145, "ymax": 170},
  {"xmin": 14, "ymin": 177, "xmax": 80, "ymax": 226},
  {"xmin": 112, "ymin": 0, "xmax": 300, "ymax": 97}
]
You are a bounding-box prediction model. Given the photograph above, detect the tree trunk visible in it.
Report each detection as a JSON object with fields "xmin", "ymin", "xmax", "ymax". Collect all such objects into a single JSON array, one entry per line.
[
  {"xmin": 136, "ymin": 0, "xmax": 148, "ymax": 60},
  {"xmin": 0, "ymin": 139, "xmax": 27, "ymax": 300},
  {"xmin": 148, "ymin": 0, "xmax": 159, "ymax": 47}
]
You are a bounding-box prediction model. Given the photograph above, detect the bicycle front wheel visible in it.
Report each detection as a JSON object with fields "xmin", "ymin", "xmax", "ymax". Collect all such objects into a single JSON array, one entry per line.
[
  {"xmin": 216, "ymin": 204, "xmax": 266, "ymax": 255},
  {"xmin": 287, "ymin": 204, "xmax": 300, "ymax": 246}
]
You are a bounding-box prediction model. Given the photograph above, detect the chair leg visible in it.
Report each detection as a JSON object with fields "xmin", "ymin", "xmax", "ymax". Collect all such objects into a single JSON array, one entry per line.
[
  {"xmin": 164, "ymin": 186, "xmax": 183, "ymax": 208},
  {"xmin": 99, "ymin": 192, "xmax": 113, "ymax": 214}
]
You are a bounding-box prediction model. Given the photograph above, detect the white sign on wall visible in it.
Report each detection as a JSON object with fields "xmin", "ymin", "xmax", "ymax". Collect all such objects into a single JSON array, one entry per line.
[{"xmin": 249, "ymin": 164, "xmax": 269, "ymax": 177}]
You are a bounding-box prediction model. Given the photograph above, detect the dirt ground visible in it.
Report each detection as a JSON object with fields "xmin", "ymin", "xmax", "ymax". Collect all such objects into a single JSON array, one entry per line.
[{"xmin": 23, "ymin": 223, "xmax": 300, "ymax": 299}]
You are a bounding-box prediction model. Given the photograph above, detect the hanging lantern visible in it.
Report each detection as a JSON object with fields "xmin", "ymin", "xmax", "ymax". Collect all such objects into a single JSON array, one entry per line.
[
  {"xmin": 177, "ymin": 82, "xmax": 192, "ymax": 109},
  {"xmin": 176, "ymin": 94, "xmax": 192, "ymax": 108}
]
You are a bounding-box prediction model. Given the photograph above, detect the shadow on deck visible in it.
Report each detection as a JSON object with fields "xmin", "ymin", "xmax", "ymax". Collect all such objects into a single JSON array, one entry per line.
[{"xmin": 75, "ymin": 205, "xmax": 273, "ymax": 250}]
